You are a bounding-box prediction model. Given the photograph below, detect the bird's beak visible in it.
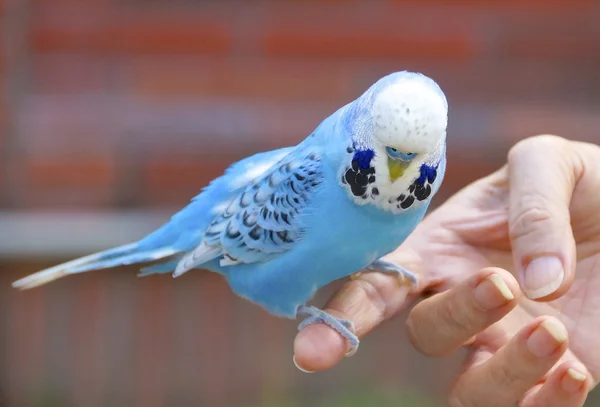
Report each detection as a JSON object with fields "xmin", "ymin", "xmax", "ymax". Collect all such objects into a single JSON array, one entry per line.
[{"xmin": 387, "ymin": 158, "xmax": 410, "ymax": 182}]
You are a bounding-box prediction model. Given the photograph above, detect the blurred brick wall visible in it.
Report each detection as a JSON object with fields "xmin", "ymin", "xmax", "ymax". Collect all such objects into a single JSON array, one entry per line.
[
  {"xmin": 2, "ymin": 1, "xmax": 600, "ymax": 406},
  {"xmin": 3, "ymin": 0, "xmax": 600, "ymax": 210}
]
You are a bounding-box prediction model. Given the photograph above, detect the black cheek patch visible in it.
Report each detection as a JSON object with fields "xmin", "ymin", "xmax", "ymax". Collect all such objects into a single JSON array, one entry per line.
[
  {"xmin": 344, "ymin": 160, "xmax": 376, "ymax": 198},
  {"xmin": 393, "ymin": 163, "xmax": 439, "ymax": 210},
  {"xmin": 355, "ymin": 172, "xmax": 368, "ymax": 186},
  {"xmin": 343, "ymin": 147, "xmax": 379, "ymax": 199}
]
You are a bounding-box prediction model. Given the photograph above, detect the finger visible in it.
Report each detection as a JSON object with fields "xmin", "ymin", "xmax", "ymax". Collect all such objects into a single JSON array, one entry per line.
[
  {"xmin": 406, "ymin": 267, "xmax": 520, "ymax": 357},
  {"xmin": 507, "ymin": 135, "xmax": 580, "ymax": 301},
  {"xmin": 448, "ymin": 316, "xmax": 569, "ymax": 407},
  {"xmin": 519, "ymin": 361, "xmax": 590, "ymax": 407},
  {"xmin": 293, "ymin": 271, "xmax": 413, "ymax": 373}
]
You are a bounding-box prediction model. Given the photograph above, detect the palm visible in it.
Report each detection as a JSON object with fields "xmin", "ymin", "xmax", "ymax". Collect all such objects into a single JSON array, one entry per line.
[{"xmin": 397, "ymin": 166, "xmax": 600, "ymax": 384}]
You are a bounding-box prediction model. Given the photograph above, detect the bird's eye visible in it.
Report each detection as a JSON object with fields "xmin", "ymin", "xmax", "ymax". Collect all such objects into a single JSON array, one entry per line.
[{"xmin": 386, "ymin": 147, "xmax": 416, "ymax": 162}]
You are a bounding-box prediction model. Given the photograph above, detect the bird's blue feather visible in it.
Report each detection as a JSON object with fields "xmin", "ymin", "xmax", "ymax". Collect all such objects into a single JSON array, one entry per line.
[
  {"xmin": 175, "ymin": 148, "xmax": 324, "ymax": 272},
  {"xmin": 135, "ymin": 146, "xmax": 295, "ymax": 254}
]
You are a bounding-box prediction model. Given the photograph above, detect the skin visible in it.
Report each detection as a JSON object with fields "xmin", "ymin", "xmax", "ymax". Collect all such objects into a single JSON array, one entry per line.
[{"xmin": 293, "ymin": 135, "xmax": 600, "ymax": 407}]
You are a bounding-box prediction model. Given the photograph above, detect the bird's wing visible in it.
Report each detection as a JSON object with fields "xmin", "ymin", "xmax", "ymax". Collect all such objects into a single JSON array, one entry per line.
[
  {"xmin": 135, "ymin": 146, "xmax": 295, "ymax": 251},
  {"xmin": 174, "ymin": 149, "xmax": 324, "ymax": 276}
]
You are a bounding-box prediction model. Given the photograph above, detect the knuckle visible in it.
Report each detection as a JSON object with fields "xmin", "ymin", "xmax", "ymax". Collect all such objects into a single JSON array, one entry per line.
[
  {"xmin": 508, "ymin": 135, "xmax": 566, "ymax": 163},
  {"xmin": 437, "ymin": 293, "xmax": 475, "ymax": 335},
  {"xmin": 488, "ymin": 360, "xmax": 524, "ymax": 389},
  {"xmin": 353, "ymin": 279, "xmax": 388, "ymax": 320},
  {"xmin": 353, "ymin": 268, "xmax": 416, "ymax": 321},
  {"xmin": 509, "ymin": 203, "xmax": 554, "ymax": 241}
]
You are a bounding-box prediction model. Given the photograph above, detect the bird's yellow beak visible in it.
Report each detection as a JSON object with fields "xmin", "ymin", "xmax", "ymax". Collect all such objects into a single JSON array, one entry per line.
[{"xmin": 388, "ymin": 158, "xmax": 410, "ymax": 182}]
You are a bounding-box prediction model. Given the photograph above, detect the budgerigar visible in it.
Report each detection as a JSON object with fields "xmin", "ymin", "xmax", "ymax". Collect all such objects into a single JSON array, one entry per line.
[{"xmin": 12, "ymin": 71, "xmax": 448, "ymax": 357}]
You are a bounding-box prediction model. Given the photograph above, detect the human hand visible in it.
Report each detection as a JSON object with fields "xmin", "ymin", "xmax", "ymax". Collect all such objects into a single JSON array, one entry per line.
[
  {"xmin": 293, "ymin": 135, "xmax": 600, "ymax": 405},
  {"xmin": 405, "ymin": 267, "xmax": 590, "ymax": 406}
]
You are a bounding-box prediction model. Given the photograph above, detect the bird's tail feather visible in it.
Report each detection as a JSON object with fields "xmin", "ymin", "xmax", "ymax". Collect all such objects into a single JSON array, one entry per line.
[
  {"xmin": 137, "ymin": 257, "xmax": 182, "ymax": 277},
  {"xmin": 12, "ymin": 243, "xmax": 178, "ymax": 290}
]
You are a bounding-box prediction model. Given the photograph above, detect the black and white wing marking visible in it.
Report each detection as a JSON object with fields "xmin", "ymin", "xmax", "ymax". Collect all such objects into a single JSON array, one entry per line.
[{"xmin": 174, "ymin": 152, "xmax": 323, "ymax": 276}]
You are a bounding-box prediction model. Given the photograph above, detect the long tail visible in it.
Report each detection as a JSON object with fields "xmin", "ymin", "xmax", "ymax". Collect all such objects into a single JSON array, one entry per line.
[{"xmin": 12, "ymin": 243, "xmax": 178, "ymax": 290}]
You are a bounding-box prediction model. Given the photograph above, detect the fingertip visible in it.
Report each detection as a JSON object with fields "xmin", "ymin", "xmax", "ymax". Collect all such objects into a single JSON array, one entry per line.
[
  {"xmin": 520, "ymin": 256, "xmax": 562, "ymax": 300},
  {"xmin": 525, "ymin": 316, "xmax": 569, "ymax": 359},
  {"xmin": 519, "ymin": 361, "xmax": 590, "ymax": 407},
  {"xmin": 550, "ymin": 361, "xmax": 591, "ymax": 393},
  {"xmin": 477, "ymin": 267, "xmax": 522, "ymax": 300},
  {"xmin": 471, "ymin": 268, "xmax": 519, "ymax": 313},
  {"xmin": 292, "ymin": 354, "xmax": 315, "ymax": 373},
  {"xmin": 561, "ymin": 366, "xmax": 589, "ymax": 394},
  {"xmin": 520, "ymin": 255, "xmax": 576, "ymax": 302},
  {"xmin": 293, "ymin": 324, "xmax": 347, "ymax": 373}
]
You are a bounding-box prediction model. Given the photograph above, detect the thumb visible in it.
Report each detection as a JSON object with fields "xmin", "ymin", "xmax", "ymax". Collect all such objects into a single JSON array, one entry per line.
[{"xmin": 507, "ymin": 135, "xmax": 579, "ymax": 301}]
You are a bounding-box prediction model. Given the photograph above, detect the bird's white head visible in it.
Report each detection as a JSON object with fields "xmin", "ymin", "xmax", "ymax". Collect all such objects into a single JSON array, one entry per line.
[{"xmin": 339, "ymin": 71, "xmax": 448, "ymax": 213}]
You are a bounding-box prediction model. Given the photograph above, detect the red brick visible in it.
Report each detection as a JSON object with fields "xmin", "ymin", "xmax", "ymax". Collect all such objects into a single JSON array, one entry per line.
[
  {"xmin": 494, "ymin": 106, "xmax": 600, "ymax": 145},
  {"xmin": 25, "ymin": 155, "xmax": 116, "ymax": 187},
  {"xmin": 70, "ymin": 278, "xmax": 109, "ymax": 407},
  {"xmin": 133, "ymin": 277, "xmax": 173, "ymax": 407},
  {"xmin": 33, "ymin": 0, "xmax": 112, "ymax": 4},
  {"xmin": 30, "ymin": 54, "xmax": 114, "ymax": 94},
  {"xmin": 391, "ymin": 0, "xmax": 596, "ymax": 9},
  {"xmin": 498, "ymin": 26, "xmax": 600, "ymax": 60},
  {"xmin": 478, "ymin": 4, "xmax": 600, "ymax": 60},
  {"xmin": 22, "ymin": 155, "xmax": 117, "ymax": 208},
  {"xmin": 257, "ymin": 2, "xmax": 477, "ymax": 60},
  {"xmin": 5, "ymin": 274, "xmax": 48, "ymax": 402},
  {"xmin": 17, "ymin": 96, "xmax": 121, "ymax": 151},
  {"xmin": 502, "ymin": 38, "xmax": 600, "ymax": 59},
  {"xmin": 126, "ymin": 57, "xmax": 359, "ymax": 102},
  {"xmin": 263, "ymin": 25, "xmax": 474, "ymax": 59},
  {"xmin": 0, "ymin": 71, "xmax": 4, "ymax": 127},
  {"xmin": 141, "ymin": 153, "xmax": 235, "ymax": 206},
  {"xmin": 29, "ymin": 19, "xmax": 232, "ymax": 55}
]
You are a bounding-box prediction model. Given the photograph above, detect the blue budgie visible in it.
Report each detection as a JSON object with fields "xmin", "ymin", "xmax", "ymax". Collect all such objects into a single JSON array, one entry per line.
[{"xmin": 12, "ymin": 71, "xmax": 448, "ymax": 356}]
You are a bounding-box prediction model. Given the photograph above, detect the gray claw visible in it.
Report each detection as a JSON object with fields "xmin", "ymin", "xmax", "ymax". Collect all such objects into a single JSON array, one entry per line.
[
  {"xmin": 296, "ymin": 305, "xmax": 359, "ymax": 357},
  {"xmin": 365, "ymin": 258, "xmax": 419, "ymax": 289}
]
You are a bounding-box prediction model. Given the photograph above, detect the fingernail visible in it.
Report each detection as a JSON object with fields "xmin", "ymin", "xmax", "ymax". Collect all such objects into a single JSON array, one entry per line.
[
  {"xmin": 562, "ymin": 367, "xmax": 587, "ymax": 393},
  {"xmin": 523, "ymin": 256, "xmax": 564, "ymax": 299},
  {"xmin": 473, "ymin": 273, "xmax": 515, "ymax": 310},
  {"xmin": 526, "ymin": 318, "xmax": 568, "ymax": 358},
  {"xmin": 293, "ymin": 355, "xmax": 315, "ymax": 373}
]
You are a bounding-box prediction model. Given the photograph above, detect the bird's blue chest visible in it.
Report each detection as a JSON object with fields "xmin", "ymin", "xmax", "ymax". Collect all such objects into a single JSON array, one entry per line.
[
  {"xmin": 306, "ymin": 179, "xmax": 428, "ymax": 273},
  {"xmin": 218, "ymin": 167, "xmax": 430, "ymax": 318}
]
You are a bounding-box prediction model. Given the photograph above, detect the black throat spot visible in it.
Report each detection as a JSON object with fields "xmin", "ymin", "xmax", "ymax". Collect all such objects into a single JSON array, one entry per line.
[{"xmin": 344, "ymin": 163, "xmax": 376, "ymax": 197}]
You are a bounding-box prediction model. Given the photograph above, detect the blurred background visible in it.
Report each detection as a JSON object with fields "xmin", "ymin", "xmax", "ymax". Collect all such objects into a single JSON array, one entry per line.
[{"xmin": 1, "ymin": 0, "xmax": 600, "ymax": 406}]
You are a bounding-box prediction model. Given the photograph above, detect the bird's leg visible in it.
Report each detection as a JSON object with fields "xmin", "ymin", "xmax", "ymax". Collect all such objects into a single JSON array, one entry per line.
[
  {"xmin": 351, "ymin": 258, "xmax": 419, "ymax": 289},
  {"xmin": 296, "ymin": 305, "xmax": 359, "ymax": 357}
]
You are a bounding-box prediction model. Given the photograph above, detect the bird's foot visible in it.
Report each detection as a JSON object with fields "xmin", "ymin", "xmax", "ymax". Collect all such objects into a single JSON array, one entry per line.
[
  {"xmin": 296, "ymin": 305, "xmax": 359, "ymax": 357},
  {"xmin": 351, "ymin": 258, "xmax": 418, "ymax": 290}
]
